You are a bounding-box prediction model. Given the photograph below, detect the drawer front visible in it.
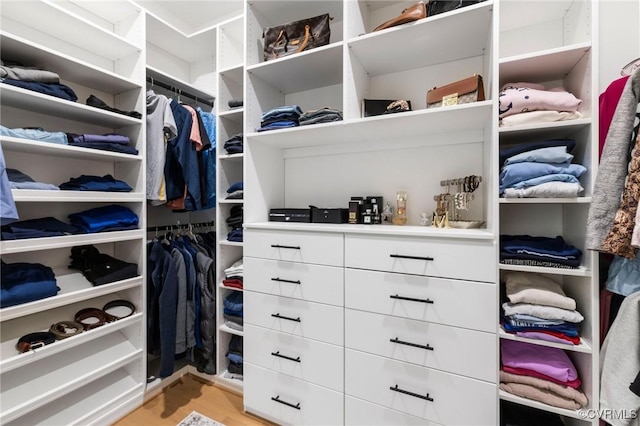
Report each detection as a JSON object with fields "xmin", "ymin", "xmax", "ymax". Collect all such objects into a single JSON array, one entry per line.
[
  {"xmin": 245, "ymin": 363, "xmax": 344, "ymax": 426},
  {"xmin": 345, "ymin": 395, "xmax": 441, "ymax": 426},
  {"xmin": 245, "ymin": 229, "xmax": 343, "ymax": 266},
  {"xmin": 245, "ymin": 291, "xmax": 343, "ymax": 346},
  {"xmin": 345, "ymin": 309, "xmax": 496, "ymax": 382},
  {"xmin": 345, "ymin": 234, "xmax": 495, "ymax": 282},
  {"xmin": 345, "ymin": 268, "xmax": 496, "ymax": 332},
  {"xmin": 244, "ymin": 257, "xmax": 343, "ymax": 306},
  {"xmin": 345, "ymin": 349, "xmax": 496, "ymax": 426},
  {"xmin": 245, "ymin": 324, "xmax": 344, "ymax": 392}
]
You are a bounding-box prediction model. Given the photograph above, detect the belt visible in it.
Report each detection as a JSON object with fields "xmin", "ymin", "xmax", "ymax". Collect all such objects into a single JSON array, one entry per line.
[
  {"xmin": 16, "ymin": 332, "xmax": 56, "ymax": 353},
  {"xmin": 103, "ymin": 299, "xmax": 135, "ymax": 322},
  {"xmin": 74, "ymin": 307, "xmax": 108, "ymax": 330},
  {"xmin": 49, "ymin": 320, "xmax": 84, "ymax": 339}
]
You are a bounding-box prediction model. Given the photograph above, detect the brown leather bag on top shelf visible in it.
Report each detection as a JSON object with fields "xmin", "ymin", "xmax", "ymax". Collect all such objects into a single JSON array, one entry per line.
[
  {"xmin": 263, "ymin": 13, "xmax": 331, "ymax": 62},
  {"xmin": 426, "ymin": 74, "xmax": 485, "ymax": 108},
  {"xmin": 373, "ymin": 1, "xmax": 428, "ymax": 32}
]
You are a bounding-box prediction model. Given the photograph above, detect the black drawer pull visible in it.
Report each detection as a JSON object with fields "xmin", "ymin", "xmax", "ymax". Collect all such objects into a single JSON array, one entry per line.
[
  {"xmin": 271, "ymin": 351, "xmax": 301, "ymax": 362},
  {"xmin": 271, "ymin": 277, "xmax": 302, "ymax": 284},
  {"xmin": 390, "ymin": 254, "xmax": 434, "ymax": 261},
  {"xmin": 390, "ymin": 337, "xmax": 434, "ymax": 351},
  {"xmin": 390, "ymin": 294, "xmax": 434, "ymax": 304},
  {"xmin": 271, "ymin": 244, "xmax": 301, "ymax": 250},
  {"xmin": 390, "ymin": 384, "xmax": 434, "ymax": 402},
  {"xmin": 271, "ymin": 313, "xmax": 301, "ymax": 322},
  {"xmin": 271, "ymin": 395, "xmax": 301, "ymax": 410}
]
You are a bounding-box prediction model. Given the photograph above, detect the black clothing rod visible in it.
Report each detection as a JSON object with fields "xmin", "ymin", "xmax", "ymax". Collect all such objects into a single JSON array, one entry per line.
[
  {"xmin": 146, "ymin": 77, "xmax": 214, "ymax": 108},
  {"xmin": 146, "ymin": 221, "xmax": 214, "ymax": 232}
]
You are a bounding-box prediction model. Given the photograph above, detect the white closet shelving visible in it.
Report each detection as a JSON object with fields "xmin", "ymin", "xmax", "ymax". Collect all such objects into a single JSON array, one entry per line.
[
  {"xmin": 243, "ymin": 1, "xmax": 497, "ymax": 425},
  {"xmin": 0, "ymin": 1, "xmax": 146, "ymax": 425},
  {"xmin": 498, "ymin": 1, "xmax": 598, "ymax": 424},
  {"xmin": 241, "ymin": 0, "xmax": 601, "ymax": 425},
  {"xmin": 142, "ymin": 7, "xmax": 219, "ymax": 394},
  {"xmin": 215, "ymin": 12, "xmax": 246, "ymax": 393}
]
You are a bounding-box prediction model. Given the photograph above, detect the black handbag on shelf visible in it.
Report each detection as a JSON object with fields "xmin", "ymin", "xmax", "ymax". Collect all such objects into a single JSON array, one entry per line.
[
  {"xmin": 263, "ymin": 13, "xmax": 331, "ymax": 62},
  {"xmin": 427, "ymin": 0, "xmax": 486, "ymax": 17}
]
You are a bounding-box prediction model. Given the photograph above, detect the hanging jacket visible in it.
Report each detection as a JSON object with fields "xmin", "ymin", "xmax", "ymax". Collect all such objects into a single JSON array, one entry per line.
[
  {"xmin": 195, "ymin": 251, "xmax": 216, "ymax": 374},
  {"xmin": 587, "ymin": 69, "xmax": 640, "ymax": 252}
]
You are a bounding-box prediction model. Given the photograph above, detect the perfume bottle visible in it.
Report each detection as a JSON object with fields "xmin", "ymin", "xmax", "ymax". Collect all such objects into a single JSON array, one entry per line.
[{"xmin": 392, "ymin": 191, "xmax": 408, "ymax": 225}]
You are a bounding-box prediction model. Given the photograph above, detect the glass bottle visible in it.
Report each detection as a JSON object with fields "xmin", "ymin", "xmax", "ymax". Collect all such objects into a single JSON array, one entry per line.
[{"xmin": 392, "ymin": 191, "xmax": 408, "ymax": 225}]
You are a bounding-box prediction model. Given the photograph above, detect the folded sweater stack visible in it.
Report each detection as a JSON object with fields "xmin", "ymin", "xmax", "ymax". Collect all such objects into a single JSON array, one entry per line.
[
  {"xmin": 501, "ymin": 271, "xmax": 583, "ymax": 345},
  {"xmin": 500, "ymin": 340, "xmax": 588, "ymax": 410},
  {"xmin": 499, "ymin": 82, "xmax": 582, "ymax": 127}
]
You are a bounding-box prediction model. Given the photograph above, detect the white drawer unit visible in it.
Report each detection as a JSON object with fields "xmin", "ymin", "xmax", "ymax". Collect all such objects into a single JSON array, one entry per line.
[
  {"xmin": 244, "ymin": 363, "xmax": 344, "ymax": 426},
  {"xmin": 245, "ymin": 324, "xmax": 344, "ymax": 392},
  {"xmin": 245, "ymin": 229, "xmax": 344, "ymax": 266},
  {"xmin": 345, "ymin": 268, "xmax": 497, "ymax": 332},
  {"xmin": 244, "ymin": 257, "xmax": 344, "ymax": 306},
  {"xmin": 244, "ymin": 291, "xmax": 344, "ymax": 346},
  {"xmin": 345, "ymin": 309, "xmax": 496, "ymax": 382},
  {"xmin": 345, "ymin": 349, "xmax": 496, "ymax": 426},
  {"xmin": 345, "ymin": 395, "xmax": 442, "ymax": 426},
  {"xmin": 345, "ymin": 234, "xmax": 496, "ymax": 283}
]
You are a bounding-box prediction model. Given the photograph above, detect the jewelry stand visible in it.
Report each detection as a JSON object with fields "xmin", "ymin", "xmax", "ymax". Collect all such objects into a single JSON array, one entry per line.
[{"xmin": 432, "ymin": 176, "xmax": 484, "ymax": 229}]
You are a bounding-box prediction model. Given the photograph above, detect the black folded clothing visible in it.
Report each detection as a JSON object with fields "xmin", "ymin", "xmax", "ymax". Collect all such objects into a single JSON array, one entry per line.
[
  {"xmin": 68, "ymin": 244, "xmax": 138, "ymax": 286},
  {"xmin": 86, "ymin": 94, "xmax": 142, "ymax": 119},
  {"xmin": 228, "ymin": 99, "xmax": 243, "ymax": 108}
]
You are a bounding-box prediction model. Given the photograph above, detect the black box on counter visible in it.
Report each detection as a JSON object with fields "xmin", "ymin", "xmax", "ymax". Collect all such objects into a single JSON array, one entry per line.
[
  {"xmin": 269, "ymin": 208, "xmax": 311, "ymax": 223},
  {"xmin": 310, "ymin": 206, "xmax": 349, "ymax": 224}
]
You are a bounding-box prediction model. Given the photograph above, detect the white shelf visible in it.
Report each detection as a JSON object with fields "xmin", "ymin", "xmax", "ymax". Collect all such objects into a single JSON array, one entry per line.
[
  {"xmin": 498, "ymin": 263, "xmax": 592, "ymax": 277},
  {"xmin": 146, "ymin": 66, "xmax": 215, "ymax": 103},
  {"xmin": 219, "ymin": 153, "xmax": 244, "ymax": 161},
  {"xmin": 146, "ymin": 13, "xmax": 216, "ymax": 64},
  {"xmin": 0, "ymin": 332, "xmax": 143, "ymax": 424},
  {"xmin": 215, "ymin": 370, "xmax": 244, "ymax": 393},
  {"xmin": 220, "ymin": 240, "xmax": 244, "ymax": 247},
  {"xmin": 219, "ymin": 324, "xmax": 244, "ymax": 337},
  {"xmin": 499, "ymin": 390, "xmax": 585, "ymax": 419},
  {"xmin": 499, "ymin": 42, "xmax": 592, "ymax": 84},
  {"xmin": 0, "ymin": 84, "xmax": 142, "ymax": 128},
  {"xmin": 498, "ymin": 118, "xmax": 592, "ymax": 144},
  {"xmin": 219, "ymin": 283, "xmax": 243, "ymax": 292},
  {"xmin": 245, "ymin": 222, "xmax": 495, "ymax": 240},
  {"xmin": 11, "ymin": 190, "xmax": 144, "ymax": 203},
  {"xmin": 246, "ymin": 101, "xmax": 493, "ymax": 149},
  {"xmin": 219, "ymin": 199, "xmax": 244, "ymax": 204},
  {"xmin": 219, "ymin": 65, "xmax": 244, "ymax": 85},
  {"xmin": 0, "ymin": 229, "xmax": 145, "ymax": 255},
  {"xmin": 6, "ymin": 370, "xmax": 143, "ymax": 426},
  {"xmin": 0, "ymin": 1, "xmax": 142, "ymax": 62},
  {"xmin": 218, "ymin": 108, "xmax": 244, "ymax": 123},
  {"xmin": 246, "ymin": 42, "xmax": 343, "ymax": 94},
  {"xmin": 499, "ymin": 327, "xmax": 592, "ymax": 354},
  {"xmin": 0, "ymin": 32, "xmax": 141, "ymax": 94},
  {"xmin": 0, "ymin": 274, "xmax": 141, "ymax": 323},
  {"xmin": 499, "ymin": 197, "xmax": 592, "ymax": 204},
  {"xmin": 348, "ymin": 1, "xmax": 493, "ymax": 77},
  {"xmin": 0, "ymin": 314, "xmax": 142, "ymax": 373},
  {"xmin": 0, "ymin": 136, "xmax": 142, "ymax": 162}
]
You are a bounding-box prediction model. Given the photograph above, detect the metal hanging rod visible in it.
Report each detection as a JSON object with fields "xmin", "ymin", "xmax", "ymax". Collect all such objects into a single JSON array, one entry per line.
[
  {"xmin": 146, "ymin": 76, "xmax": 214, "ymax": 108},
  {"xmin": 146, "ymin": 220, "xmax": 214, "ymax": 232}
]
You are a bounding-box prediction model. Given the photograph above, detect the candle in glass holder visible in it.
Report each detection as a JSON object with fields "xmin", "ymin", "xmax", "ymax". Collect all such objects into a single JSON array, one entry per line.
[{"xmin": 392, "ymin": 191, "xmax": 408, "ymax": 225}]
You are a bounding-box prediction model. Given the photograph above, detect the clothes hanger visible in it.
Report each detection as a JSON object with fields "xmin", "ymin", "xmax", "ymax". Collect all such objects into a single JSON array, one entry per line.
[{"xmin": 621, "ymin": 57, "xmax": 640, "ymax": 76}]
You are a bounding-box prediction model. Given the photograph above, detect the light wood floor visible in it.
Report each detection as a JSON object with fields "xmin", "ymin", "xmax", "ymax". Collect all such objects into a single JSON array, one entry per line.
[{"xmin": 113, "ymin": 374, "xmax": 275, "ymax": 426}]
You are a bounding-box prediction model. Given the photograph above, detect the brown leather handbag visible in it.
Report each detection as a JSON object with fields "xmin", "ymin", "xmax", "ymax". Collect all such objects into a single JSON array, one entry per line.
[
  {"xmin": 263, "ymin": 14, "xmax": 331, "ymax": 62},
  {"xmin": 373, "ymin": 1, "xmax": 428, "ymax": 32},
  {"xmin": 427, "ymin": 74, "xmax": 485, "ymax": 108}
]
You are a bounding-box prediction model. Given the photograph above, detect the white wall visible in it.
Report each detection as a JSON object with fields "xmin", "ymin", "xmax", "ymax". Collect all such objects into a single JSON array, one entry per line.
[{"xmin": 598, "ymin": 0, "xmax": 640, "ymax": 91}]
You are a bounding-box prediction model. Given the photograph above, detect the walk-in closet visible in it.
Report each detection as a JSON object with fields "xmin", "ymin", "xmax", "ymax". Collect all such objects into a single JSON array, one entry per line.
[{"xmin": 1, "ymin": 1, "xmax": 639, "ymax": 426}]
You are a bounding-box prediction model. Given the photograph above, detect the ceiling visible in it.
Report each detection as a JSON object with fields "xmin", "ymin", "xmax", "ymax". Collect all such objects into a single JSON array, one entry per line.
[{"xmin": 135, "ymin": 0, "xmax": 244, "ymax": 34}]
